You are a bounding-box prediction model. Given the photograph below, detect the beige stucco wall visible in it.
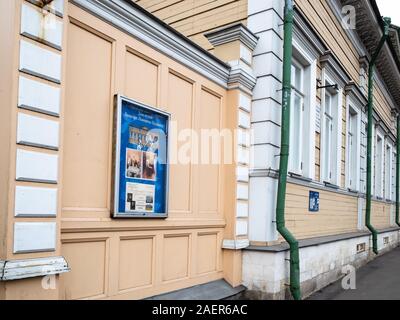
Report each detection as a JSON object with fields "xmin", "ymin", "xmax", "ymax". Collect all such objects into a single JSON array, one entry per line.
[
  {"xmin": 0, "ymin": 0, "xmax": 248, "ymax": 300},
  {"xmin": 58, "ymin": 3, "xmax": 238, "ymax": 300}
]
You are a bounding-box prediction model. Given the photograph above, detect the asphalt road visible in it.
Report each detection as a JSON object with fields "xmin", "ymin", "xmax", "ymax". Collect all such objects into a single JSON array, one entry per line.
[{"xmin": 308, "ymin": 246, "xmax": 400, "ymax": 300}]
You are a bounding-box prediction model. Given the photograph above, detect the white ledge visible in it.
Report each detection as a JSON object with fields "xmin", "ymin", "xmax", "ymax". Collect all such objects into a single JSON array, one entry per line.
[
  {"xmin": 0, "ymin": 256, "xmax": 69, "ymax": 281},
  {"xmin": 223, "ymin": 239, "xmax": 250, "ymax": 250},
  {"xmin": 227, "ymin": 60, "xmax": 257, "ymax": 94},
  {"xmin": 205, "ymin": 23, "xmax": 259, "ymax": 51}
]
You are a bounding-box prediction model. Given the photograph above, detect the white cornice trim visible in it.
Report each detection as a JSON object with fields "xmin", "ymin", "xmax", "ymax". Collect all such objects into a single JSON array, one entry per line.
[
  {"xmin": 71, "ymin": 0, "xmax": 231, "ymax": 88},
  {"xmin": 223, "ymin": 239, "xmax": 250, "ymax": 250},
  {"xmin": 320, "ymin": 50, "xmax": 351, "ymax": 88},
  {"xmin": 327, "ymin": 0, "xmax": 369, "ymax": 58},
  {"xmin": 344, "ymin": 81, "xmax": 367, "ymax": 108},
  {"xmin": 0, "ymin": 256, "xmax": 69, "ymax": 281},
  {"xmin": 227, "ymin": 60, "xmax": 257, "ymax": 95},
  {"xmin": 205, "ymin": 23, "xmax": 259, "ymax": 51},
  {"xmin": 293, "ymin": 10, "xmax": 326, "ymax": 59}
]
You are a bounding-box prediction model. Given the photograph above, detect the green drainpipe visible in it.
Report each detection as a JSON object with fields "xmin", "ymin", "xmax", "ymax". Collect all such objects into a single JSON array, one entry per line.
[
  {"xmin": 276, "ymin": 0, "xmax": 301, "ymax": 300},
  {"xmin": 366, "ymin": 17, "xmax": 391, "ymax": 255},
  {"xmin": 396, "ymin": 115, "xmax": 400, "ymax": 227}
]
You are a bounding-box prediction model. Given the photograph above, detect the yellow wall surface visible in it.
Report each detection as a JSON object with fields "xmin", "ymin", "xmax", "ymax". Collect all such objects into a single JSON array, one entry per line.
[
  {"xmin": 58, "ymin": 3, "xmax": 235, "ymax": 300},
  {"xmin": 285, "ymin": 183, "xmax": 359, "ymax": 239},
  {"xmin": 133, "ymin": 0, "xmax": 248, "ymax": 50},
  {"xmin": 292, "ymin": 0, "xmax": 395, "ymax": 237}
]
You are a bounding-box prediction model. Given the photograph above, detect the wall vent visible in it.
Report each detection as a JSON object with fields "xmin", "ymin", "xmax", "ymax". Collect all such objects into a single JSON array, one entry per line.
[
  {"xmin": 356, "ymin": 243, "xmax": 366, "ymax": 253},
  {"xmin": 383, "ymin": 237, "xmax": 390, "ymax": 245}
]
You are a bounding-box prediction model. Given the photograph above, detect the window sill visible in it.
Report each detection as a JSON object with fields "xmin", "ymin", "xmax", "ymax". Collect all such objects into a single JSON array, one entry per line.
[
  {"xmin": 288, "ymin": 172, "xmax": 312, "ymax": 183},
  {"xmin": 323, "ymin": 181, "xmax": 340, "ymax": 190},
  {"xmin": 347, "ymin": 188, "xmax": 360, "ymax": 194}
]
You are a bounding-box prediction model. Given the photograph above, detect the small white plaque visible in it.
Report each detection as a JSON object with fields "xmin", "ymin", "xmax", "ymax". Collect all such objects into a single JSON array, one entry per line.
[{"xmin": 14, "ymin": 222, "xmax": 57, "ymax": 253}]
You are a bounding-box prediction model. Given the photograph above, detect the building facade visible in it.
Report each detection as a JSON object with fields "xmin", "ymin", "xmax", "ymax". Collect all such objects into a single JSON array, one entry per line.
[{"xmin": 0, "ymin": 0, "xmax": 399, "ymax": 300}]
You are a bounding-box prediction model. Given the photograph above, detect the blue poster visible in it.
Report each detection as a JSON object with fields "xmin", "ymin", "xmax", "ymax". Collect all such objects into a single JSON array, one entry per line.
[
  {"xmin": 114, "ymin": 96, "xmax": 169, "ymax": 218},
  {"xmin": 309, "ymin": 191, "xmax": 320, "ymax": 212}
]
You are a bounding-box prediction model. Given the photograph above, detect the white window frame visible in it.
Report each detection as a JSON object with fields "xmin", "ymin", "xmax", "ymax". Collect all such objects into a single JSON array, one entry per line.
[
  {"xmin": 288, "ymin": 38, "xmax": 317, "ymax": 180},
  {"xmin": 371, "ymin": 122, "xmax": 375, "ymax": 195},
  {"xmin": 320, "ymin": 73, "xmax": 342, "ymax": 186},
  {"xmin": 375, "ymin": 130, "xmax": 385, "ymax": 198},
  {"xmin": 393, "ymin": 150, "xmax": 397, "ymax": 201},
  {"xmin": 345, "ymin": 97, "xmax": 361, "ymax": 191},
  {"xmin": 385, "ymin": 142, "xmax": 393, "ymax": 201},
  {"xmin": 289, "ymin": 58, "xmax": 305, "ymax": 175}
]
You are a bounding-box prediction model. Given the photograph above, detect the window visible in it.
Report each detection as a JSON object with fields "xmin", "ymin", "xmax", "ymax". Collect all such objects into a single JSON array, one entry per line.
[
  {"xmin": 393, "ymin": 151, "xmax": 397, "ymax": 201},
  {"xmin": 385, "ymin": 143, "xmax": 392, "ymax": 200},
  {"xmin": 375, "ymin": 132, "xmax": 384, "ymax": 198},
  {"xmin": 323, "ymin": 92, "xmax": 333, "ymax": 181},
  {"xmin": 289, "ymin": 60, "xmax": 304, "ymax": 175},
  {"xmin": 321, "ymin": 76, "xmax": 341, "ymax": 185},
  {"xmin": 346, "ymin": 103, "xmax": 360, "ymax": 191},
  {"xmin": 288, "ymin": 39, "xmax": 317, "ymax": 180}
]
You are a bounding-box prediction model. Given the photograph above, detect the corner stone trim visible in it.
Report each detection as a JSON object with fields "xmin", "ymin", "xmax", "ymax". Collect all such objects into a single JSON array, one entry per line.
[{"xmin": 0, "ymin": 256, "xmax": 70, "ymax": 281}]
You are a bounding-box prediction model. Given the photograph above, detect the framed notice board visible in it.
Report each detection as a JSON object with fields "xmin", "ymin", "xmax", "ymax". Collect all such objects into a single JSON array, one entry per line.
[
  {"xmin": 112, "ymin": 95, "xmax": 170, "ymax": 218},
  {"xmin": 309, "ymin": 191, "xmax": 320, "ymax": 212}
]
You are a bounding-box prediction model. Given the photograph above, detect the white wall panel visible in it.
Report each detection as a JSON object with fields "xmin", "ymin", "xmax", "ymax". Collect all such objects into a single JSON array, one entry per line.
[
  {"xmin": 236, "ymin": 220, "xmax": 248, "ymax": 236},
  {"xmin": 17, "ymin": 113, "xmax": 59, "ymax": 149},
  {"xmin": 16, "ymin": 149, "xmax": 58, "ymax": 183},
  {"xmin": 21, "ymin": 3, "xmax": 63, "ymax": 49},
  {"xmin": 14, "ymin": 222, "xmax": 57, "ymax": 253},
  {"xmin": 19, "ymin": 40, "xmax": 61, "ymax": 82},
  {"xmin": 237, "ymin": 201, "xmax": 249, "ymax": 217},
  {"xmin": 18, "ymin": 76, "xmax": 61, "ymax": 116},
  {"xmin": 15, "ymin": 186, "xmax": 57, "ymax": 217}
]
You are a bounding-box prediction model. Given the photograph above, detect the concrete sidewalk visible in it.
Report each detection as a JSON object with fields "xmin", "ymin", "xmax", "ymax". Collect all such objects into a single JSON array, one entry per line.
[{"xmin": 309, "ymin": 246, "xmax": 400, "ymax": 300}]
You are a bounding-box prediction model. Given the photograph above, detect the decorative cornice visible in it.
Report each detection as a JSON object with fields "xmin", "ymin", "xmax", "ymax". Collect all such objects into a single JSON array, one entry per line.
[
  {"xmin": 293, "ymin": 9, "xmax": 326, "ymax": 58},
  {"xmin": 320, "ymin": 50, "xmax": 351, "ymax": 88},
  {"xmin": 227, "ymin": 60, "xmax": 257, "ymax": 94},
  {"xmin": 222, "ymin": 239, "xmax": 250, "ymax": 250},
  {"xmin": 327, "ymin": 0, "xmax": 369, "ymax": 58},
  {"xmin": 249, "ymin": 168, "xmax": 279, "ymax": 179},
  {"xmin": 345, "ymin": 81, "xmax": 367, "ymax": 107},
  {"xmin": 205, "ymin": 23, "xmax": 259, "ymax": 51},
  {"xmin": 0, "ymin": 256, "xmax": 69, "ymax": 281},
  {"xmin": 71, "ymin": 0, "xmax": 231, "ymax": 88}
]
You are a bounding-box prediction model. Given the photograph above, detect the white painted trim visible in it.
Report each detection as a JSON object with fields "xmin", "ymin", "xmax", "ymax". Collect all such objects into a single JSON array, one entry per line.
[
  {"xmin": 236, "ymin": 220, "xmax": 248, "ymax": 236},
  {"xmin": 19, "ymin": 39, "xmax": 62, "ymax": 83},
  {"xmin": 71, "ymin": 0, "xmax": 230, "ymax": 88},
  {"xmin": 384, "ymin": 141, "xmax": 393, "ymax": 200},
  {"xmin": 237, "ymin": 166, "xmax": 249, "ymax": 182},
  {"xmin": 17, "ymin": 112, "xmax": 60, "ymax": 149},
  {"xmin": 335, "ymin": 88, "xmax": 343, "ymax": 186},
  {"xmin": 0, "ymin": 256, "xmax": 69, "ymax": 281},
  {"xmin": 375, "ymin": 129, "xmax": 385, "ymax": 198},
  {"xmin": 222, "ymin": 239, "xmax": 250, "ymax": 250},
  {"xmin": 345, "ymin": 95, "xmax": 362, "ymax": 191},
  {"xmin": 13, "ymin": 222, "xmax": 57, "ymax": 253},
  {"xmin": 205, "ymin": 23, "xmax": 259, "ymax": 51},
  {"xmin": 21, "ymin": 3, "xmax": 63, "ymax": 50},
  {"xmin": 15, "ymin": 149, "xmax": 58, "ymax": 183},
  {"xmin": 227, "ymin": 59, "xmax": 257, "ymax": 93},
  {"xmin": 14, "ymin": 186, "xmax": 58, "ymax": 217},
  {"xmin": 18, "ymin": 76, "xmax": 61, "ymax": 116},
  {"xmin": 27, "ymin": 0, "xmax": 65, "ymax": 17},
  {"xmin": 292, "ymin": 38, "xmax": 317, "ymax": 180}
]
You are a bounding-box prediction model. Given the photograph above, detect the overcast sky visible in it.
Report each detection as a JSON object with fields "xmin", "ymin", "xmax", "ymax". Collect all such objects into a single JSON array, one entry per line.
[{"xmin": 376, "ymin": 0, "xmax": 400, "ymax": 26}]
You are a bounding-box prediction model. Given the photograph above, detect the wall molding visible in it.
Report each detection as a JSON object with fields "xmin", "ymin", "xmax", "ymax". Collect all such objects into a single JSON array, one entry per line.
[
  {"xmin": 71, "ymin": 0, "xmax": 231, "ymax": 88},
  {"xmin": 222, "ymin": 239, "xmax": 250, "ymax": 250},
  {"xmin": 205, "ymin": 23, "xmax": 259, "ymax": 51},
  {"xmin": 227, "ymin": 60, "xmax": 257, "ymax": 94}
]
